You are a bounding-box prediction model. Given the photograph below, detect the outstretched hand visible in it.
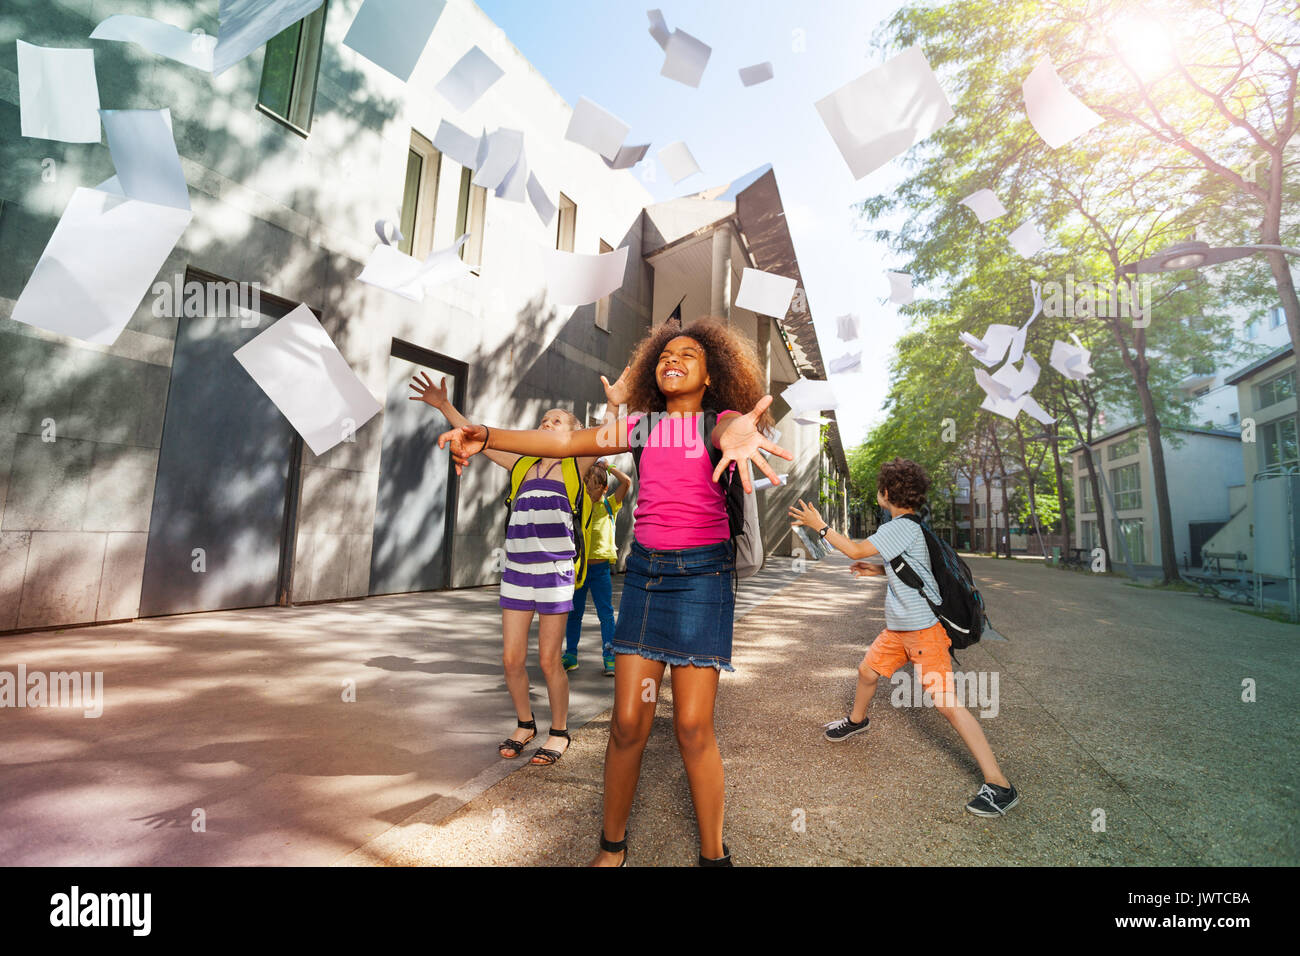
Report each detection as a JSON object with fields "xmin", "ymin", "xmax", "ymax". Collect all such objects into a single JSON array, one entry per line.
[
  {"xmin": 600, "ymin": 366, "xmax": 632, "ymax": 408},
  {"xmin": 408, "ymin": 371, "xmax": 448, "ymax": 408},
  {"xmin": 850, "ymin": 561, "xmax": 885, "ymax": 578},
  {"xmin": 788, "ymin": 498, "xmax": 824, "ymax": 531},
  {"xmin": 437, "ymin": 424, "xmax": 488, "ymax": 475},
  {"xmin": 712, "ymin": 396, "xmax": 793, "ymax": 492}
]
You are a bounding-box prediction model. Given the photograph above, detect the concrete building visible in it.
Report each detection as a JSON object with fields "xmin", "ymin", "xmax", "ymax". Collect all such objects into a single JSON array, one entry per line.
[
  {"xmin": 1071, "ymin": 424, "xmax": 1242, "ymax": 571},
  {"xmin": 1184, "ymin": 303, "xmax": 1292, "ymax": 430},
  {"xmin": 0, "ymin": 0, "xmax": 847, "ymax": 632},
  {"xmin": 1201, "ymin": 343, "xmax": 1297, "ymax": 576}
]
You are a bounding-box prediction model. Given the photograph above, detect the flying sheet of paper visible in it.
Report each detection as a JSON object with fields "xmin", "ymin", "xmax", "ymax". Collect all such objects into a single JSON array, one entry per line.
[
  {"xmin": 1022, "ymin": 55, "xmax": 1103, "ymax": 149},
  {"xmin": 91, "ymin": 15, "xmax": 217, "ymax": 71},
  {"xmin": 887, "ymin": 271, "xmax": 913, "ymax": 305},
  {"xmin": 526, "ymin": 171, "xmax": 556, "ymax": 226},
  {"xmin": 17, "ymin": 41, "xmax": 102, "ymax": 142},
  {"xmin": 494, "ymin": 142, "xmax": 527, "ymax": 203},
  {"xmin": 975, "ymin": 369, "xmax": 1013, "ymax": 402},
  {"xmin": 472, "ymin": 128, "xmax": 524, "ymax": 190},
  {"xmin": 958, "ymin": 188, "xmax": 1007, "ymax": 224},
  {"xmin": 647, "ymin": 9, "xmax": 671, "ymax": 49},
  {"xmin": 1050, "ymin": 335, "xmax": 1094, "ymax": 380},
  {"xmin": 342, "ymin": 0, "xmax": 446, "ymax": 81},
  {"xmin": 435, "ymin": 45, "xmax": 504, "ymax": 111},
  {"xmin": 357, "ymin": 233, "xmax": 471, "ymax": 301},
  {"xmin": 544, "ymin": 245, "xmax": 629, "ymax": 305},
  {"xmin": 604, "ymin": 143, "xmax": 650, "ymax": 169},
  {"xmin": 979, "ymin": 391, "xmax": 1027, "ymax": 422},
  {"xmin": 661, "ymin": 29, "xmax": 711, "ymax": 88},
  {"xmin": 739, "ymin": 62, "xmax": 774, "ymax": 87},
  {"xmin": 829, "ymin": 352, "xmax": 862, "ymax": 375},
  {"xmin": 564, "ymin": 96, "xmax": 630, "ymax": 161},
  {"xmin": 1008, "ymin": 221, "xmax": 1045, "ymax": 257},
  {"xmin": 735, "ymin": 267, "xmax": 797, "ymax": 318},
  {"xmin": 234, "ymin": 304, "xmax": 382, "ymax": 457},
  {"xmin": 795, "ymin": 415, "xmax": 832, "ymax": 427},
  {"xmin": 991, "ymin": 352, "xmax": 1041, "ymax": 399},
  {"xmin": 214, "ymin": 0, "xmax": 324, "ymax": 76},
  {"xmin": 431, "ymin": 119, "xmax": 480, "ymax": 169},
  {"xmin": 1005, "ymin": 279, "xmax": 1044, "ymax": 364},
  {"xmin": 836, "ymin": 313, "xmax": 860, "ymax": 341},
  {"xmin": 751, "ymin": 476, "xmax": 774, "ymax": 492},
  {"xmin": 374, "ymin": 219, "xmax": 404, "ymax": 245},
  {"xmin": 11, "ymin": 109, "xmax": 192, "ymax": 344},
  {"xmin": 657, "ymin": 140, "xmax": 701, "ymax": 184},
  {"xmin": 781, "ymin": 378, "xmax": 839, "ymax": 415},
  {"xmin": 1021, "ymin": 395, "xmax": 1056, "ymax": 425},
  {"xmin": 814, "ymin": 46, "xmax": 954, "ymax": 181},
  {"xmin": 960, "ymin": 323, "xmax": 1017, "ymax": 367}
]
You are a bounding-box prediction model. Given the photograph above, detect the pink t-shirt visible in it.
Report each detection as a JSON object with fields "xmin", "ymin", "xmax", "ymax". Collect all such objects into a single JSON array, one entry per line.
[{"xmin": 626, "ymin": 410, "xmax": 737, "ymax": 550}]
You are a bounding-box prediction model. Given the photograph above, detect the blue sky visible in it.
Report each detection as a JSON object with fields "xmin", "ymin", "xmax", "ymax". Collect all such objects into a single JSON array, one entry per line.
[{"xmin": 476, "ymin": 0, "xmax": 915, "ymax": 448}]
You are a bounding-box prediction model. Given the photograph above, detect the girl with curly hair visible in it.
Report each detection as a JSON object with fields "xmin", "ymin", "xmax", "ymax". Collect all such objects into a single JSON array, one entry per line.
[{"xmin": 438, "ymin": 319, "xmax": 792, "ymax": 865}]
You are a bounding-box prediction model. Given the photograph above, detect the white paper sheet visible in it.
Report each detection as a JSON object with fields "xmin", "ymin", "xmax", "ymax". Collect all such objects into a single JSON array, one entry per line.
[
  {"xmin": 564, "ymin": 96, "xmax": 630, "ymax": 161},
  {"xmin": 374, "ymin": 219, "xmax": 404, "ymax": 244},
  {"xmin": 736, "ymin": 268, "xmax": 797, "ymax": 318},
  {"xmin": 1050, "ymin": 335, "xmax": 1094, "ymax": 380},
  {"xmin": 958, "ymin": 188, "xmax": 1007, "ymax": 224},
  {"xmin": 91, "ymin": 15, "xmax": 217, "ymax": 71},
  {"xmin": 647, "ymin": 9, "xmax": 670, "ymax": 49},
  {"xmin": 431, "ymin": 119, "xmax": 479, "ymax": 169},
  {"xmin": 739, "ymin": 62, "xmax": 774, "ymax": 87},
  {"xmin": 12, "ymin": 109, "xmax": 192, "ymax": 345},
  {"xmin": 991, "ymin": 352, "xmax": 1041, "ymax": 399},
  {"xmin": 979, "ymin": 391, "xmax": 1027, "ymax": 421},
  {"xmin": 657, "ymin": 140, "xmax": 701, "ymax": 184},
  {"xmin": 17, "ymin": 40, "xmax": 102, "ymax": 143},
  {"xmin": 961, "ymin": 323, "xmax": 1018, "ymax": 367},
  {"xmin": 836, "ymin": 313, "xmax": 860, "ymax": 341},
  {"xmin": 781, "ymin": 378, "xmax": 839, "ymax": 415},
  {"xmin": 887, "ymin": 271, "xmax": 913, "ymax": 305},
  {"xmin": 661, "ymin": 29, "xmax": 711, "ymax": 88},
  {"xmin": 1008, "ymin": 221, "xmax": 1045, "ymax": 257},
  {"xmin": 795, "ymin": 415, "xmax": 832, "ymax": 426},
  {"xmin": 435, "ymin": 45, "xmax": 504, "ymax": 111},
  {"xmin": 1022, "ymin": 55, "xmax": 1103, "ymax": 149},
  {"xmin": 214, "ymin": 0, "xmax": 324, "ymax": 76},
  {"xmin": 1005, "ymin": 280, "xmax": 1043, "ymax": 364},
  {"xmin": 814, "ymin": 46, "xmax": 954, "ymax": 180},
  {"xmin": 472, "ymin": 128, "xmax": 524, "ymax": 190},
  {"xmin": 544, "ymin": 245, "xmax": 629, "ymax": 305},
  {"xmin": 829, "ymin": 351, "xmax": 862, "ymax": 374},
  {"xmin": 342, "ymin": 0, "xmax": 446, "ymax": 81},
  {"xmin": 751, "ymin": 476, "xmax": 774, "ymax": 492},
  {"xmin": 234, "ymin": 304, "xmax": 382, "ymax": 457},
  {"xmin": 604, "ymin": 143, "xmax": 650, "ymax": 169},
  {"xmin": 357, "ymin": 233, "xmax": 470, "ymax": 301},
  {"xmin": 1021, "ymin": 395, "xmax": 1056, "ymax": 425},
  {"xmin": 526, "ymin": 172, "xmax": 556, "ymax": 226},
  {"xmin": 975, "ymin": 368, "xmax": 1013, "ymax": 402},
  {"xmin": 494, "ymin": 142, "xmax": 527, "ymax": 203}
]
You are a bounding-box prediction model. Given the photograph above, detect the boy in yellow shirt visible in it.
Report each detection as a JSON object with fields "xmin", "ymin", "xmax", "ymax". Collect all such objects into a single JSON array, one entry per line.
[{"xmin": 563, "ymin": 459, "xmax": 632, "ymax": 676}]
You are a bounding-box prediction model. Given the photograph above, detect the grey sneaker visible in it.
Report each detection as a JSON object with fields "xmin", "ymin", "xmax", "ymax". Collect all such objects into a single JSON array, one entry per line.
[
  {"xmin": 966, "ymin": 782, "xmax": 1020, "ymax": 816},
  {"xmin": 823, "ymin": 715, "xmax": 870, "ymax": 741}
]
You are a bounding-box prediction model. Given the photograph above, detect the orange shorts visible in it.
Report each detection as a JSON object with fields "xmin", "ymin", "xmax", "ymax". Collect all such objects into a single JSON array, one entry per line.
[{"xmin": 864, "ymin": 622, "xmax": 955, "ymax": 705}]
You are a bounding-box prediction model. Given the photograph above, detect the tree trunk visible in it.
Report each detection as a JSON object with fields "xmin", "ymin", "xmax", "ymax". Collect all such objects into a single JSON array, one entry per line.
[
  {"xmin": 1135, "ymin": 367, "xmax": 1180, "ymax": 583},
  {"xmin": 1050, "ymin": 423, "xmax": 1070, "ymax": 557}
]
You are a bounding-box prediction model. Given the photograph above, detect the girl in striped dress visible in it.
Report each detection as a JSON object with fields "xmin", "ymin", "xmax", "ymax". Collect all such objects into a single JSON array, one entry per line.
[{"xmin": 409, "ymin": 374, "xmax": 594, "ymax": 765}]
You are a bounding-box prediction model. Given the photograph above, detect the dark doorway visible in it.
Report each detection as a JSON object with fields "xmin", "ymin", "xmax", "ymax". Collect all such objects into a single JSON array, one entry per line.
[
  {"xmin": 139, "ymin": 272, "xmax": 308, "ymax": 617},
  {"xmin": 1187, "ymin": 520, "xmax": 1227, "ymax": 568},
  {"xmin": 368, "ymin": 339, "xmax": 466, "ymax": 596}
]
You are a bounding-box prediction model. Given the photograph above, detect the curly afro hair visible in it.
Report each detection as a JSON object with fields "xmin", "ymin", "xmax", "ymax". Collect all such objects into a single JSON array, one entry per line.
[
  {"xmin": 877, "ymin": 457, "xmax": 929, "ymax": 510},
  {"xmin": 622, "ymin": 318, "xmax": 773, "ymax": 431}
]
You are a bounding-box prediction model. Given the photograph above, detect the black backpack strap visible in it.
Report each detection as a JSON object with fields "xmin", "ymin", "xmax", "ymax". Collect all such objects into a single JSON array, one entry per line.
[{"xmin": 627, "ymin": 414, "xmax": 651, "ymax": 472}]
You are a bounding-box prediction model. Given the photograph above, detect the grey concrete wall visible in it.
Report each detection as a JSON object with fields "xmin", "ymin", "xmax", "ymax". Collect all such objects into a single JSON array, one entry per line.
[{"xmin": 0, "ymin": 0, "xmax": 655, "ymax": 629}]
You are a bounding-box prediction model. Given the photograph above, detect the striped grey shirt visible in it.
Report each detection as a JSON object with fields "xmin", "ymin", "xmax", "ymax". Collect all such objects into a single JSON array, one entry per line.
[{"xmin": 867, "ymin": 516, "xmax": 941, "ymax": 631}]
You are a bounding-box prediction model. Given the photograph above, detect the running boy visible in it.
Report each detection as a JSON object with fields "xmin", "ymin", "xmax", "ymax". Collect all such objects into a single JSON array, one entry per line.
[{"xmin": 788, "ymin": 457, "xmax": 1019, "ymax": 817}]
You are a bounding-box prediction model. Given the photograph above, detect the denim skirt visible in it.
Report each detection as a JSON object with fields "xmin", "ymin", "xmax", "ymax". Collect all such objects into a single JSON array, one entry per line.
[{"xmin": 611, "ymin": 540, "xmax": 736, "ymax": 672}]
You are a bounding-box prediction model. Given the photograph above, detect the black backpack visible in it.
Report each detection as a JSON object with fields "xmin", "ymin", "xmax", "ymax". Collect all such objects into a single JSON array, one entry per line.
[{"xmin": 887, "ymin": 513, "xmax": 988, "ymax": 650}]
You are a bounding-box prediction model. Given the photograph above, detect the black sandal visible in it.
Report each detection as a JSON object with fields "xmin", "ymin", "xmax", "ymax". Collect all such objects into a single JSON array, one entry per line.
[
  {"xmin": 530, "ymin": 727, "xmax": 570, "ymax": 765},
  {"xmin": 600, "ymin": 830, "xmax": 628, "ymax": 867},
  {"xmin": 498, "ymin": 714, "xmax": 536, "ymax": 758},
  {"xmin": 699, "ymin": 843, "xmax": 733, "ymax": 866}
]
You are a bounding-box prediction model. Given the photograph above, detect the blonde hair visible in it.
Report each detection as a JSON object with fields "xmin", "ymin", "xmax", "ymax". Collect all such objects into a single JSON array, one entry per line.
[{"xmin": 541, "ymin": 408, "xmax": 581, "ymax": 430}]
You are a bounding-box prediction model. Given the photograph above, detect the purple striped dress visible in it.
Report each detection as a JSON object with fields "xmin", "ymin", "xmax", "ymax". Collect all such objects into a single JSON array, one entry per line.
[{"xmin": 499, "ymin": 463, "xmax": 576, "ymax": 615}]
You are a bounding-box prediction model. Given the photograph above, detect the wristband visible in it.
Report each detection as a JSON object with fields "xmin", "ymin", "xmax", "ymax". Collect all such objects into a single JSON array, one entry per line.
[
  {"xmin": 481, "ymin": 425, "xmax": 491, "ymax": 450},
  {"xmin": 818, "ymin": 525, "xmax": 830, "ymax": 539}
]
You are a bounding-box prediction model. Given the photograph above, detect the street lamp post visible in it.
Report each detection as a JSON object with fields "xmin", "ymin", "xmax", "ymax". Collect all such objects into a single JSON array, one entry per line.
[{"xmin": 1118, "ymin": 240, "xmax": 1300, "ymax": 275}]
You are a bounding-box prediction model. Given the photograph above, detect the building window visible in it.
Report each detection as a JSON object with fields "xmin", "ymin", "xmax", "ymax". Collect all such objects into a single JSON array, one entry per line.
[
  {"xmin": 397, "ymin": 131, "xmax": 441, "ymax": 260},
  {"xmin": 455, "ymin": 167, "xmax": 487, "ymax": 269},
  {"xmin": 1111, "ymin": 463, "xmax": 1142, "ymax": 511},
  {"xmin": 1270, "ymin": 305, "xmax": 1285, "ymax": 329},
  {"xmin": 1192, "ymin": 385, "xmax": 1210, "ymax": 398},
  {"xmin": 556, "ymin": 193, "xmax": 577, "ymax": 252},
  {"xmin": 1080, "ymin": 519, "xmax": 1097, "ymax": 552},
  {"xmin": 1256, "ymin": 370, "xmax": 1296, "ymax": 410},
  {"xmin": 1113, "ymin": 518, "xmax": 1145, "ymax": 564},
  {"xmin": 1108, "ymin": 432, "xmax": 1141, "ymax": 461},
  {"xmin": 257, "ymin": 1, "xmax": 327, "ymax": 134},
  {"xmin": 1261, "ymin": 416, "xmax": 1299, "ymax": 469},
  {"xmin": 1079, "ymin": 478, "xmax": 1096, "ymax": 514},
  {"xmin": 594, "ymin": 239, "xmax": 613, "ymax": 331},
  {"xmin": 973, "ymin": 502, "xmax": 980, "ymax": 518},
  {"xmin": 1228, "ymin": 412, "xmax": 1239, "ymax": 427},
  {"xmin": 1244, "ymin": 318, "xmax": 1260, "ymax": 340}
]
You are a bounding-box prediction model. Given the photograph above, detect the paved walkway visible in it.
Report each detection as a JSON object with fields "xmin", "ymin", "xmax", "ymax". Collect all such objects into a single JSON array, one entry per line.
[{"xmin": 1, "ymin": 555, "xmax": 1294, "ymax": 866}]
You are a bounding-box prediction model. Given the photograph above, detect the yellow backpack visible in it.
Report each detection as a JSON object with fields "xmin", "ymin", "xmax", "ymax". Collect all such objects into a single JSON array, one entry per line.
[{"xmin": 505, "ymin": 457, "xmax": 596, "ymax": 589}]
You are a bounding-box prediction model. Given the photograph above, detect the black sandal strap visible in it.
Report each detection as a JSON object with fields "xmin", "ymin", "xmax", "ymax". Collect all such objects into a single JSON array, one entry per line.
[
  {"xmin": 548, "ymin": 727, "xmax": 570, "ymax": 739},
  {"xmin": 517, "ymin": 714, "xmax": 537, "ymax": 729},
  {"xmin": 531, "ymin": 748, "xmax": 561, "ymax": 764},
  {"xmin": 600, "ymin": 831, "xmax": 628, "ymax": 853},
  {"xmin": 699, "ymin": 843, "xmax": 732, "ymax": 866}
]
